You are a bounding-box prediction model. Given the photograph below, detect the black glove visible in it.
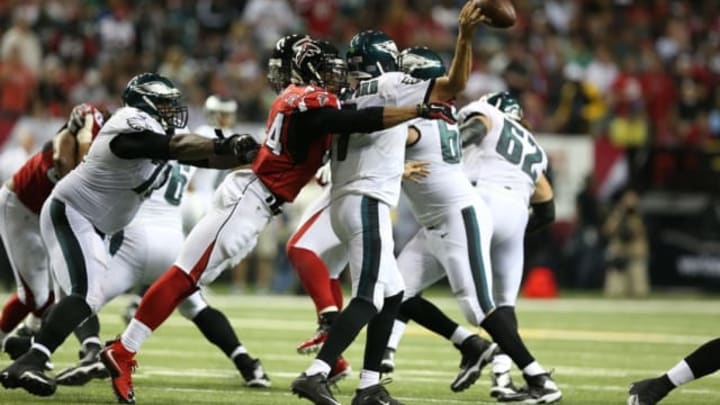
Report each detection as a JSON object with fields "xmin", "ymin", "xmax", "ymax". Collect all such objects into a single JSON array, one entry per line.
[
  {"xmin": 214, "ymin": 132, "xmax": 259, "ymax": 164},
  {"xmin": 416, "ymin": 101, "xmax": 457, "ymax": 124}
]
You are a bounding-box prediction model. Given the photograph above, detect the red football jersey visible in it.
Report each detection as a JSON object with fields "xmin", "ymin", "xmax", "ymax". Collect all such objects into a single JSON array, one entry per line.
[
  {"xmin": 12, "ymin": 143, "xmax": 57, "ymax": 215},
  {"xmin": 252, "ymin": 84, "xmax": 339, "ymax": 202},
  {"xmin": 11, "ymin": 106, "xmax": 104, "ymax": 215}
]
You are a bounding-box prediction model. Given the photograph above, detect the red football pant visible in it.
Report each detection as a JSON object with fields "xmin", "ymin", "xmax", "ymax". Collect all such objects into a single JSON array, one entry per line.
[
  {"xmin": 287, "ymin": 246, "xmax": 343, "ymax": 314},
  {"xmin": 134, "ymin": 266, "xmax": 196, "ymax": 331}
]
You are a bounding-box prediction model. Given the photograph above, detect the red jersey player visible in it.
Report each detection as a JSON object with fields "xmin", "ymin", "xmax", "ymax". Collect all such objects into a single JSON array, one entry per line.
[
  {"xmin": 0, "ymin": 104, "xmax": 105, "ymax": 350},
  {"xmin": 100, "ymin": 37, "xmax": 456, "ymax": 404}
]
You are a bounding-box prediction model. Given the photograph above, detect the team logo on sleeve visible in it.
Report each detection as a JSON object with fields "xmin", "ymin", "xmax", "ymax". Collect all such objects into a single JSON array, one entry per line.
[
  {"xmin": 317, "ymin": 93, "xmax": 328, "ymax": 106},
  {"xmin": 127, "ymin": 115, "xmax": 148, "ymax": 131}
]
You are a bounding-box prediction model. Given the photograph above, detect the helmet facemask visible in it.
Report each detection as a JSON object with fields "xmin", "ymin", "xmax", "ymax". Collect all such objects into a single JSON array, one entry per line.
[{"xmin": 153, "ymin": 97, "xmax": 188, "ymax": 130}]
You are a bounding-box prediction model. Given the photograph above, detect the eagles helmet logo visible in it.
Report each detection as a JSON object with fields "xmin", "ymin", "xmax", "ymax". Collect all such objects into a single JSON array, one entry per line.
[{"xmin": 372, "ymin": 40, "xmax": 399, "ymax": 60}]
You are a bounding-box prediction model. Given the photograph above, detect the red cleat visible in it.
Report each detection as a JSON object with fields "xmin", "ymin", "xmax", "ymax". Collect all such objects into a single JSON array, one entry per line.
[
  {"xmin": 328, "ymin": 357, "xmax": 352, "ymax": 384},
  {"xmin": 100, "ymin": 340, "xmax": 137, "ymax": 404},
  {"xmin": 296, "ymin": 328, "xmax": 329, "ymax": 355}
]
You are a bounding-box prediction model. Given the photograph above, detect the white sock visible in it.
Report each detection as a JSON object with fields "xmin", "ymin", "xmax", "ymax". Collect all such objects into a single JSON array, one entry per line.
[
  {"xmin": 387, "ymin": 320, "xmax": 407, "ymax": 351},
  {"xmin": 492, "ymin": 353, "xmax": 512, "ymax": 374},
  {"xmin": 319, "ymin": 306, "xmax": 339, "ymax": 314},
  {"xmin": 120, "ymin": 319, "xmax": 152, "ymax": 353},
  {"xmin": 450, "ymin": 326, "xmax": 474, "ymax": 346},
  {"xmin": 667, "ymin": 360, "xmax": 694, "ymax": 387},
  {"xmin": 523, "ymin": 361, "xmax": 546, "ymax": 377},
  {"xmin": 305, "ymin": 359, "xmax": 331, "ymax": 377},
  {"xmin": 31, "ymin": 342, "xmax": 52, "ymax": 358},
  {"xmin": 82, "ymin": 336, "xmax": 103, "ymax": 349},
  {"xmin": 230, "ymin": 346, "xmax": 248, "ymax": 359},
  {"xmin": 358, "ymin": 369, "xmax": 380, "ymax": 390},
  {"xmin": 25, "ymin": 314, "xmax": 43, "ymax": 333}
]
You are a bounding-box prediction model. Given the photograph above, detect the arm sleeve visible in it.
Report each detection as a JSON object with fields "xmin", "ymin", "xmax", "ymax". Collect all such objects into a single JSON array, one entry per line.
[
  {"xmin": 290, "ymin": 107, "xmax": 386, "ymax": 138},
  {"xmin": 459, "ymin": 114, "xmax": 487, "ymax": 147},
  {"xmin": 109, "ymin": 131, "xmax": 171, "ymax": 160},
  {"xmin": 526, "ymin": 199, "xmax": 555, "ymax": 235}
]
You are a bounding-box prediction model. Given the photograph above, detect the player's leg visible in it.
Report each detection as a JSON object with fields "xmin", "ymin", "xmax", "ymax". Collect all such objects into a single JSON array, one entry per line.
[
  {"xmin": 56, "ymin": 227, "xmax": 147, "ymax": 386},
  {"xmin": 178, "ymin": 290, "xmax": 271, "ymax": 387},
  {"xmin": 293, "ymin": 195, "xmax": 404, "ymax": 404},
  {"xmin": 384, "ymin": 228, "xmax": 447, "ymax": 372},
  {"xmin": 1, "ymin": 199, "xmax": 108, "ymax": 397},
  {"xmin": 102, "ymin": 175, "xmax": 273, "ymax": 403},
  {"xmin": 628, "ymin": 337, "xmax": 720, "ymax": 405},
  {"xmin": 287, "ymin": 191, "xmax": 344, "ymax": 351},
  {"xmin": 0, "ymin": 187, "xmax": 53, "ymax": 343},
  {"xmin": 485, "ymin": 192, "xmax": 560, "ymax": 403}
]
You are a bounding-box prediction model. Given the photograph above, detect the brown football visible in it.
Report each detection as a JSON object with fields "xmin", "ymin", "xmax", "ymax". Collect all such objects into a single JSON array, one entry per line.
[{"xmin": 473, "ymin": 0, "xmax": 516, "ymax": 29}]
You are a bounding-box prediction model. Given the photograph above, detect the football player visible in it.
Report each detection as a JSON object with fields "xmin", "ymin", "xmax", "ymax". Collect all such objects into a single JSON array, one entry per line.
[
  {"xmin": 384, "ymin": 88, "xmax": 561, "ymax": 404},
  {"xmin": 54, "ymin": 154, "xmax": 269, "ymax": 388},
  {"xmin": 628, "ymin": 337, "xmax": 720, "ymax": 405},
  {"xmin": 272, "ymin": 35, "xmax": 353, "ymax": 382},
  {"xmin": 100, "ymin": 38, "xmax": 455, "ymax": 404},
  {"xmin": 0, "ymin": 103, "xmax": 105, "ymax": 352},
  {"xmin": 0, "ymin": 72, "xmax": 258, "ymax": 398},
  {"xmin": 290, "ymin": 4, "xmax": 486, "ymax": 405}
]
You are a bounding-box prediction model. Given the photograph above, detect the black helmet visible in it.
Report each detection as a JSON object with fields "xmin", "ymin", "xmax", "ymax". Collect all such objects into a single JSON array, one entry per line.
[
  {"xmin": 122, "ymin": 73, "xmax": 188, "ymax": 130},
  {"xmin": 267, "ymin": 34, "xmax": 310, "ymax": 93},
  {"xmin": 346, "ymin": 30, "xmax": 398, "ymax": 80},
  {"xmin": 292, "ymin": 38, "xmax": 347, "ymax": 93},
  {"xmin": 398, "ymin": 46, "xmax": 446, "ymax": 80}
]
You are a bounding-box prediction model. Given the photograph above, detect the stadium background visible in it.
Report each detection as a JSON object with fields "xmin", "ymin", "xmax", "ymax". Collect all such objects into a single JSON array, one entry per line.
[{"xmin": 2, "ymin": 0, "xmax": 720, "ymax": 294}]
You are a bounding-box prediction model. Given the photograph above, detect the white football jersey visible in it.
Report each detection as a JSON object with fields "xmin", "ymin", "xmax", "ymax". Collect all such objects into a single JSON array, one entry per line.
[
  {"xmin": 402, "ymin": 118, "xmax": 477, "ymax": 227},
  {"xmin": 330, "ymin": 72, "xmax": 433, "ymax": 207},
  {"xmin": 52, "ymin": 106, "xmax": 172, "ymax": 234},
  {"xmin": 458, "ymin": 100, "xmax": 548, "ymax": 206}
]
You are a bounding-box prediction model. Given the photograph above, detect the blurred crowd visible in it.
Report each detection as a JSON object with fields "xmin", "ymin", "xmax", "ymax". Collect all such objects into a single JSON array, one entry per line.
[{"xmin": 0, "ymin": 0, "xmax": 719, "ymax": 145}]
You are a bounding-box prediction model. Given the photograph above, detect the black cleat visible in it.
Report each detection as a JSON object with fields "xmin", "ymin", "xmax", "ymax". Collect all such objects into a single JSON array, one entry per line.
[
  {"xmin": 627, "ymin": 377, "xmax": 672, "ymax": 405},
  {"xmin": 2, "ymin": 335, "xmax": 32, "ymax": 360},
  {"xmin": 234, "ymin": 355, "xmax": 271, "ymax": 388},
  {"xmin": 450, "ymin": 335, "xmax": 497, "ymax": 392},
  {"xmin": 0, "ymin": 349, "xmax": 56, "ymax": 397},
  {"xmin": 291, "ymin": 372, "xmax": 340, "ymax": 405},
  {"xmin": 499, "ymin": 372, "xmax": 562, "ymax": 404},
  {"xmin": 351, "ymin": 383, "xmax": 405, "ymax": 405},
  {"xmin": 56, "ymin": 343, "xmax": 109, "ymax": 386}
]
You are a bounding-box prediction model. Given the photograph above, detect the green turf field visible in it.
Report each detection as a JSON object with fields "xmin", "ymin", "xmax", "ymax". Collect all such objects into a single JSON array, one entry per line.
[{"xmin": 0, "ymin": 292, "xmax": 718, "ymax": 405}]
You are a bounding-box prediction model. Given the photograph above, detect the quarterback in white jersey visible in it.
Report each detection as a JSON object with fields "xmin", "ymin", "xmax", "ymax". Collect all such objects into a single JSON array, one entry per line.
[
  {"xmin": 0, "ymin": 72, "xmax": 258, "ymax": 398},
  {"xmin": 293, "ymin": 6, "xmax": 487, "ymax": 404}
]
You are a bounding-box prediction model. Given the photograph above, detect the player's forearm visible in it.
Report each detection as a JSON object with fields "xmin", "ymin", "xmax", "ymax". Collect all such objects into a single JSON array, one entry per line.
[
  {"xmin": 168, "ymin": 134, "xmax": 215, "ymax": 161},
  {"xmin": 432, "ymin": 36, "xmax": 472, "ymax": 102},
  {"xmin": 53, "ymin": 129, "xmax": 77, "ymax": 178}
]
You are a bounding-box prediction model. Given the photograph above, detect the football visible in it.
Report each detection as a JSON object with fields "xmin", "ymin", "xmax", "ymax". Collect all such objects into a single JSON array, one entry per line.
[{"xmin": 473, "ymin": 0, "xmax": 516, "ymax": 29}]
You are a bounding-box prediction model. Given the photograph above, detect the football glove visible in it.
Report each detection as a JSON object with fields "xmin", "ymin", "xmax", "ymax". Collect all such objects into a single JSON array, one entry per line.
[
  {"xmin": 214, "ymin": 131, "xmax": 260, "ymax": 164},
  {"xmin": 417, "ymin": 101, "xmax": 457, "ymax": 124}
]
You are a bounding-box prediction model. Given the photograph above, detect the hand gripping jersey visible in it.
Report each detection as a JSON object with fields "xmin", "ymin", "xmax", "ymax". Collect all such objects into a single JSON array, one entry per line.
[
  {"xmin": 252, "ymin": 84, "xmax": 339, "ymax": 202},
  {"xmin": 402, "ymin": 118, "xmax": 478, "ymax": 227},
  {"xmin": 52, "ymin": 107, "xmax": 172, "ymax": 234},
  {"xmin": 458, "ymin": 100, "xmax": 548, "ymax": 206},
  {"xmin": 330, "ymin": 72, "xmax": 434, "ymax": 207}
]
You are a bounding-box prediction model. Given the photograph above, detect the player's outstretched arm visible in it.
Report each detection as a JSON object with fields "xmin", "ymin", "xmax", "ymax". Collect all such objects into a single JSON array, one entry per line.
[
  {"xmin": 293, "ymin": 102, "xmax": 456, "ymax": 137},
  {"xmin": 429, "ymin": 2, "xmax": 486, "ymax": 102},
  {"xmin": 52, "ymin": 128, "xmax": 78, "ymax": 178},
  {"xmin": 109, "ymin": 132, "xmax": 258, "ymax": 169}
]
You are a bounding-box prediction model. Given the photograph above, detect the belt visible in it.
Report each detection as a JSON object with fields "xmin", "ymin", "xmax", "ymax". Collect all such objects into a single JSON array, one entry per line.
[
  {"xmin": 253, "ymin": 176, "xmax": 284, "ymax": 216},
  {"xmin": 264, "ymin": 193, "xmax": 284, "ymax": 216}
]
